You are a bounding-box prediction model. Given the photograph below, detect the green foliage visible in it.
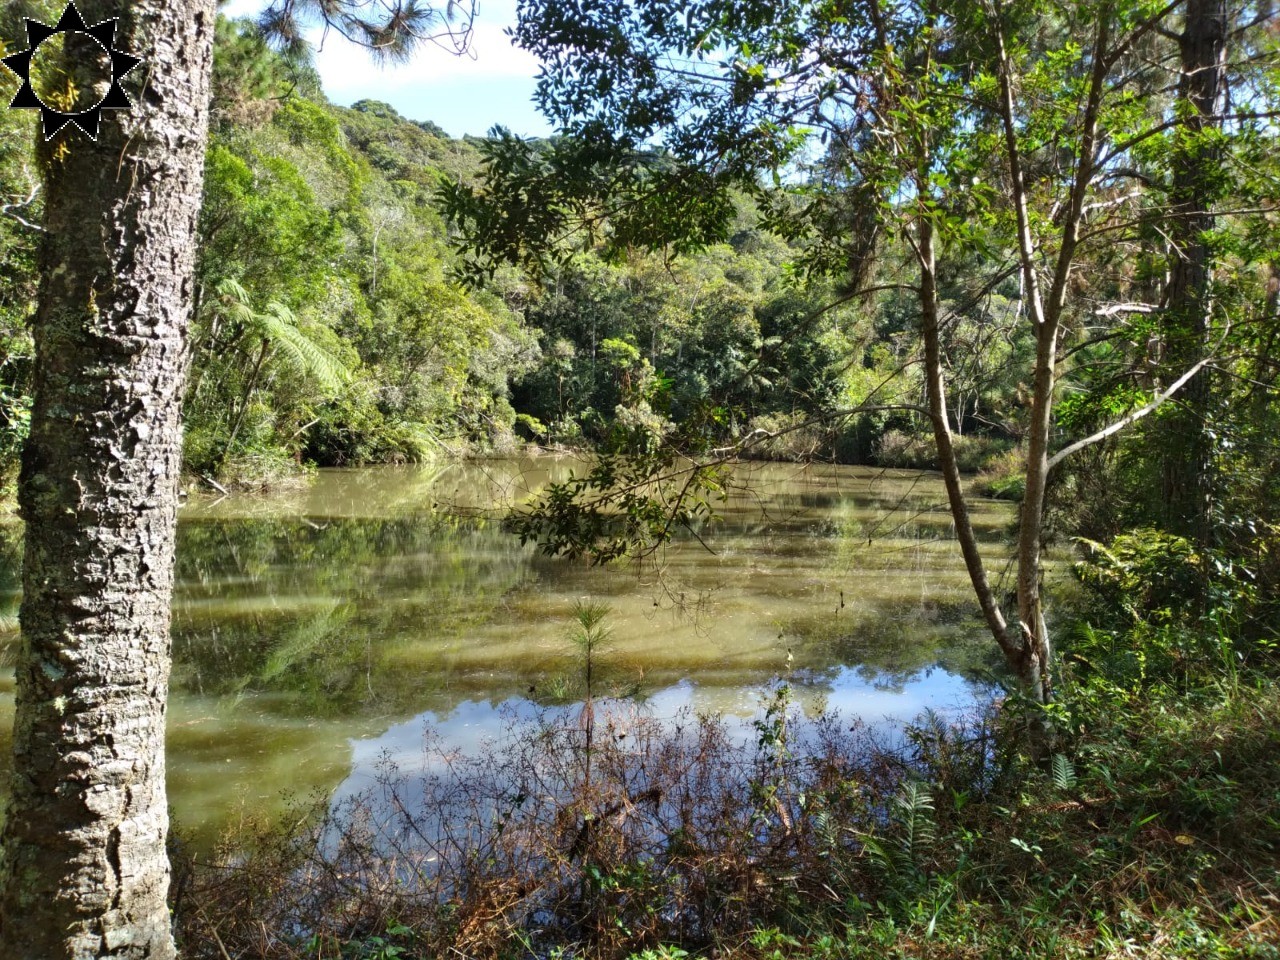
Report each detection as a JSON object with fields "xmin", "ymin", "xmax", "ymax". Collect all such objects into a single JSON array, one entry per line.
[
  {"xmin": 0, "ymin": 7, "xmax": 44, "ymax": 497},
  {"xmin": 177, "ymin": 19, "xmax": 537, "ymax": 475},
  {"xmin": 1075, "ymin": 530, "xmax": 1207, "ymax": 627},
  {"xmin": 505, "ymin": 453, "xmax": 727, "ymax": 563},
  {"xmin": 440, "ymin": 131, "xmax": 737, "ymax": 285},
  {"xmin": 256, "ymin": 0, "xmax": 476, "ymax": 66},
  {"xmin": 210, "ymin": 16, "xmax": 320, "ymax": 129}
]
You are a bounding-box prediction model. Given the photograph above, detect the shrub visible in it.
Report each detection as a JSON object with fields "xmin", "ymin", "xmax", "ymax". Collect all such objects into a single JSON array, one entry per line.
[
  {"xmin": 743, "ymin": 412, "xmax": 830, "ymax": 462},
  {"xmin": 975, "ymin": 445, "xmax": 1026, "ymax": 501},
  {"xmin": 876, "ymin": 430, "xmax": 1013, "ymax": 474},
  {"xmin": 874, "ymin": 429, "xmax": 934, "ymax": 469}
]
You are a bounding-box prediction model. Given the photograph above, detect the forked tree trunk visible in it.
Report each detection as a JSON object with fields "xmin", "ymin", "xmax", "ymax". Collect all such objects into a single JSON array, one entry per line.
[
  {"xmin": 875, "ymin": 3, "xmax": 1133, "ymax": 757},
  {"xmin": 0, "ymin": 2, "xmax": 216, "ymax": 958}
]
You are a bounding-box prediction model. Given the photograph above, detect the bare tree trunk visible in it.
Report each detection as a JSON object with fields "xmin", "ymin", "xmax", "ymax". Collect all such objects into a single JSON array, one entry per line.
[
  {"xmin": 225, "ymin": 338, "xmax": 271, "ymax": 458},
  {"xmin": 0, "ymin": 2, "xmax": 216, "ymax": 957},
  {"xmin": 1161, "ymin": 0, "xmax": 1228, "ymax": 544},
  {"xmin": 900, "ymin": 14, "xmax": 1057, "ymax": 754},
  {"xmin": 917, "ymin": 212, "xmax": 1017, "ymax": 667},
  {"xmin": 989, "ymin": 9, "xmax": 1111, "ymax": 735}
]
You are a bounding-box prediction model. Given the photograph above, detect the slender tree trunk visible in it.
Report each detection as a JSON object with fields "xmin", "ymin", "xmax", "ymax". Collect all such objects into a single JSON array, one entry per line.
[
  {"xmin": 1161, "ymin": 0, "xmax": 1227, "ymax": 544},
  {"xmin": 992, "ymin": 15, "xmax": 1059, "ymax": 715},
  {"xmin": 917, "ymin": 212, "xmax": 1016, "ymax": 666},
  {"xmin": 907, "ymin": 18, "xmax": 1054, "ymax": 748},
  {"xmin": 989, "ymin": 9, "xmax": 1110, "ymax": 735},
  {"xmin": 0, "ymin": 2, "xmax": 216, "ymax": 957},
  {"xmin": 225, "ymin": 338, "xmax": 271, "ymax": 458}
]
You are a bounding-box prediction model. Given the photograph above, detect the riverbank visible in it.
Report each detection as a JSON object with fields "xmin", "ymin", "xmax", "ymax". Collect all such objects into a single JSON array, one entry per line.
[
  {"xmin": 178, "ymin": 426, "xmax": 1025, "ymax": 499},
  {"xmin": 172, "ymin": 621, "xmax": 1280, "ymax": 959}
]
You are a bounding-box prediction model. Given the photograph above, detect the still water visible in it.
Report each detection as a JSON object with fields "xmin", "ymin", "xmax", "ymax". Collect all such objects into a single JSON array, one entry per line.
[{"xmin": 0, "ymin": 458, "xmax": 1014, "ymax": 845}]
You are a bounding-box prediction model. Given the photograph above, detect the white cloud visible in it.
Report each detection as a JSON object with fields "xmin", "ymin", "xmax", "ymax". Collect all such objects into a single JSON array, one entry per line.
[
  {"xmin": 215, "ymin": 0, "xmax": 548, "ymax": 135},
  {"xmin": 219, "ymin": 0, "xmax": 263, "ymax": 19}
]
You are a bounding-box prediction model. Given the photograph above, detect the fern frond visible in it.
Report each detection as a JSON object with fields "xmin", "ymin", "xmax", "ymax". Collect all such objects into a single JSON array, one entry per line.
[
  {"xmin": 894, "ymin": 780, "xmax": 936, "ymax": 865},
  {"xmin": 209, "ymin": 278, "xmax": 257, "ymax": 327},
  {"xmin": 257, "ymin": 303, "xmax": 352, "ymax": 394},
  {"xmin": 213, "ymin": 277, "xmax": 250, "ymax": 303},
  {"xmin": 861, "ymin": 833, "xmax": 897, "ymax": 878},
  {"xmin": 813, "ymin": 807, "xmax": 841, "ymax": 856},
  {"xmin": 1051, "ymin": 753, "xmax": 1077, "ymax": 792}
]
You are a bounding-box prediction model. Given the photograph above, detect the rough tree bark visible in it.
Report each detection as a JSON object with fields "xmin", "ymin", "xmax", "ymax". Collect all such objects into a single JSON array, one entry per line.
[
  {"xmin": 0, "ymin": 2, "xmax": 216, "ymax": 957},
  {"xmin": 1161, "ymin": 0, "xmax": 1228, "ymax": 543}
]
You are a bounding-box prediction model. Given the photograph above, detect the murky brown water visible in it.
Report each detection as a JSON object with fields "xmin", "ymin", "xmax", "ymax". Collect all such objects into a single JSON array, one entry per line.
[{"xmin": 0, "ymin": 457, "xmax": 1015, "ymax": 845}]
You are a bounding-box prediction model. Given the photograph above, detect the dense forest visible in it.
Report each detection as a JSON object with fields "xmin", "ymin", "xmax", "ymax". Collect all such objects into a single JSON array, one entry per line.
[
  {"xmin": 1, "ymin": 0, "xmax": 1280, "ymax": 958},
  {"xmin": 1, "ymin": 12, "xmax": 1035, "ymax": 497}
]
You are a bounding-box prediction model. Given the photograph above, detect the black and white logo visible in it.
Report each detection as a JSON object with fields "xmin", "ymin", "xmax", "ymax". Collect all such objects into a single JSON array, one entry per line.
[{"xmin": 1, "ymin": 1, "xmax": 144, "ymax": 141}]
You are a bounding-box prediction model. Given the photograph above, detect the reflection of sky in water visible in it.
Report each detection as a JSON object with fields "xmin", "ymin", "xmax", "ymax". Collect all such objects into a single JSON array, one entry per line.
[
  {"xmin": 0, "ymin": 460, "xmax": 1015, "ymax": 845},
  {"xmin": 330, "ymin": 667, "xmax": 991, "ymax": 817}
]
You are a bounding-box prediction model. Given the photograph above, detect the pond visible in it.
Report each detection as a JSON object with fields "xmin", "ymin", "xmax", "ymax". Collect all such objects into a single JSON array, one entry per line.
[{"xmin": 0, "ymin": 457, "xmax": 1015, "ymax": 847}]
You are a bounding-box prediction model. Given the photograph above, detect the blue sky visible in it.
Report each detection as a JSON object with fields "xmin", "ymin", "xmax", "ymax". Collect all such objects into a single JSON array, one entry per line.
[{"xmin": 220, "ymin": 0, "xmax": 553, "ymax": 138}]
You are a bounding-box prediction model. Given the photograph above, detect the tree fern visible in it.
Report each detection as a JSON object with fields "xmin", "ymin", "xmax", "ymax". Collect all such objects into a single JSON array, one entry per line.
[
  {"xmin": 200, "ymin": 279, "xmax": 354, "ymax": 462},
  {"xmin": 210, "ymin": 278, "xmax": 256, "ymax": 326},
  {"xmin": 256, "ymin": 301, "xmax": 351, "ymax": 395},
  {"xmin": 208, "ymin": 278, "xmax": 350, "ymax": 396}
]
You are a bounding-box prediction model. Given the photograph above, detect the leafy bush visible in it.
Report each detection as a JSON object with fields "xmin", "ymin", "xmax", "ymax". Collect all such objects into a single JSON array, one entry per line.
[
  {"xmin": 975, "ymin": 446, "xmax": 1026, "ymax": 501},
  {"xmin": 876, "ymin": 429, "xmax": 1013, "ymax": 473},
  {"xmin": 743, "ymin": 411, "xmax": 829, "ymax": 462},
  {"xmin": 874, "ymin": 429, "xmax": 934, "ymax": 469},
  {"xmin": 1075, "ymin": 529, "xmax": 1206, "ymax": 626}
]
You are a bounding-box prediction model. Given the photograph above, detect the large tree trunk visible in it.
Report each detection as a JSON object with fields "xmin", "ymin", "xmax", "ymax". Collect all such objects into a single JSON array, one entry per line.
[
  {"xmin": 0, "ymin": 2, "xmax": 216, "ymax": 958},
  {"xmin": 1161, "ymin": 0, "xmax": 1228, "ymax": 543}
]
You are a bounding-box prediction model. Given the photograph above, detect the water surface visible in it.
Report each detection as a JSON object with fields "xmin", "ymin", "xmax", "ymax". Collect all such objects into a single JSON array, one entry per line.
[{"xmin": 0, "ymin": 458, "xmax": 1014, "ymax": 844}]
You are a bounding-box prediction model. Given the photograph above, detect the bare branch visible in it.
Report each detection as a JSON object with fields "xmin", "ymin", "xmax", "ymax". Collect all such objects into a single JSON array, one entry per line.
[
  {"xmin": 708, "ymin": 403, "xmax": 930, "ymax": 458},
  {"xmin": 1046, "ymin": 357, "xmax": 1214, "ymax": 471},
  {"xmin": 1, "ymin": 180, "xmax": 44, "ymax": 233},
  {"xmin": 1093, "ymin": 302, "xmax": 1157, "ymax": 317}
]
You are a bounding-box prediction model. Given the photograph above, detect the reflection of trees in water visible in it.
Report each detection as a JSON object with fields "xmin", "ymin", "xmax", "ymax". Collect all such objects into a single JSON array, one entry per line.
[
  {"xmin": 0, "ymin": 467, "xmax": 1014, "ymax": 851},
  {"xmin": 167, "ymin": 503, "xmax": 1009, "ymax": 726},
  {"xmin": 171, "ymin": 460, "xmax": 1014, "ymax": 718},
  {"xmin": 1, "ymin": 463, "xmax": 1016, "ymax": 718},
  {"xmin": 173, "ymin": 516, "xmax": 539, "ymax": 718},
  {"xmin": 784, "ymin": 596, "xmax": 1008, "ymax": 696}
]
